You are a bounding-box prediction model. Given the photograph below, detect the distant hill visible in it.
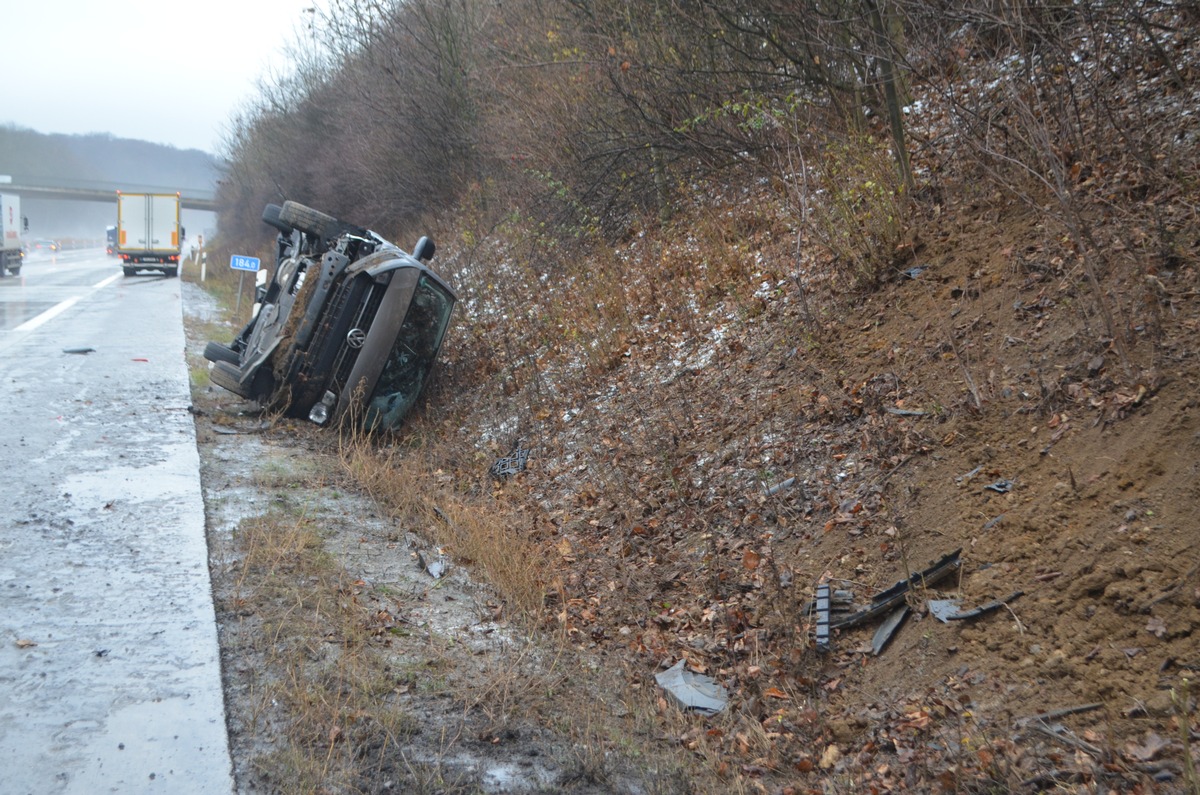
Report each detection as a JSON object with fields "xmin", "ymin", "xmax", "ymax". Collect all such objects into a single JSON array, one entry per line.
[{"xmin": 0, "ymin": 125, "xmax": 221, "ymax": 239}]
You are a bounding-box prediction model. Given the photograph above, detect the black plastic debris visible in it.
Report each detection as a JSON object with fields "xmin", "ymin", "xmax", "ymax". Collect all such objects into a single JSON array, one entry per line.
[
  {"xmin": 872, "ymin": 605, "xmax": 909, "ymax": 655},
  {"xmin": 490, "ymin": 443, "xmax": 530, "ymax": 479},
  {"xmin": 62, "ymin": 347, "xmax": 95, "ymax": 355},
  {"xmin": 929, "ymin": 591, "xmax": 1023, "ymax": 623},
  {"xmin": 654, "ymin": 660, "xmax": 728, "ymax": 715},
  {"xmin": 984, "ymin": 479, "xmax": 1015, "ymax": 494},
  {"xmin": 814, "ymin": 583, "xmax": 832, "ymax": 652},
  {"xmin": 831, "ymin": 549, "xmax": 962, "ymax": 631}
]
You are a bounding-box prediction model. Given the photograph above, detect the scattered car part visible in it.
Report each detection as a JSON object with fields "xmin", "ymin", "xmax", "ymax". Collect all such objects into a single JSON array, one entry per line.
[
  {"xmin": 929, "ymin": 591, "xmax": 1024, "ymax": 623},
  {"xmin": 814, "ymin": 583, "xmax": 832, "ymax": 652},
  {"xmin": 830, "ymin": 549, "xmax": 962, "ymax": 631},
  {"xmin": 984, "ymin": 479, "xmax": 1015, "ymax": 493},
  {"xmin": 654, "ymin": 660, "xmax": 728, "ymax": 716},
  {"xmin": 490, "ymin": 443, "xmax": 531, "ymax": 478},
  {"xmin": 871, "ymin": 605, "xmax": 910, "ymax": 655},
  {"xmin": 418, "ymin": 549, "xmax": 450, "ymax": 579}
]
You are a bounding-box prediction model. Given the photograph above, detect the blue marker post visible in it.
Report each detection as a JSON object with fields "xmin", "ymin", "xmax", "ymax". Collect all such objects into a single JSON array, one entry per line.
[{"xmin": 230, "ymin": 255, "xmax": 261, "ymax": 317}]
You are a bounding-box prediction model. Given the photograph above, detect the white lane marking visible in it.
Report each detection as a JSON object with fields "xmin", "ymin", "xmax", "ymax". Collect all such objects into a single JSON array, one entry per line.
[
  {"xmin": 15, "ymin": 297, "xmax": 82, "ymax": 332},
  {"xmin": 10, "ymin": 271, "xmax": 122, "ymax": 333}
]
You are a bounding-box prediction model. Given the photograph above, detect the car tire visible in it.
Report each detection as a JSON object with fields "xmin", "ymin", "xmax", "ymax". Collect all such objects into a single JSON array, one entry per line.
[
  {"xmin": 8, "ymin": 267, "xmax": 19, "ymax": 277},
  {"xmin": 279, "ymin": 201, "xmax": 341, "ymax": 241},
  {"xmin": 210, "ymin": 362, "xmax": 252, "ymax": 398},
  {"xmin": 262, "ymin": 204, "xmax": 293, "ymax": 235},
  {"xmin": 204, "ymin": 341, "xmax": 241, "ymax": 365},
  {"xmin": 166, "ymin": 266, "xmax": 179, "ymax": 278},
  {"xmin": 123, "ymin": 267, "xmax": 135, "ymax": 277}
]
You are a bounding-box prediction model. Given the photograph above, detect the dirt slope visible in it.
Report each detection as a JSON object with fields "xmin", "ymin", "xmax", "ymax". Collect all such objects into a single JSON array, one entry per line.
[{"xmin": 447, "ymin": 192, "xmax": 1200, "ymax": 791}]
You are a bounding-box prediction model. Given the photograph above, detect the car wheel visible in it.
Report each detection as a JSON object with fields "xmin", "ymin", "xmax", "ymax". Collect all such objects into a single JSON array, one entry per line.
[
  {"xmin": 123, "ymin": 267, "xmax": 135, "ymax": 276},
  {"xmin": 262, "ymin": 204, "xmax": 293, "ymax": 235},
  {"xmin": 166, "ymin": 267, "xmax": 179, "ymax": 278},
  {"xmin": 279, "ymin": 201, "xmax": 341, "ymax": 241},
  {"xmin": 210, "ymin": 361, "xmax": 252, "ymax": 398},
  {"xmin": 8, "ymin": 267, "xmax": 19, "ymax": 277},
  {"xmin": 204, "ymin": 341, "xmax": 241, "ymax": 365}
]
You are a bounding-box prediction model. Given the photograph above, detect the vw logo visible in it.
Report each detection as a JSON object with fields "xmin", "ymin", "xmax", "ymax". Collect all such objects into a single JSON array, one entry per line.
[{"xmin": 346, "ymin": 328, "xmax": 367, "ymax": 348}]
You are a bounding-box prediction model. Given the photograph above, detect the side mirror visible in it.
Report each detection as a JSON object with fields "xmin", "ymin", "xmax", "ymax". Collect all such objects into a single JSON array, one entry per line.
[
  {"xmin": 180, "ymin": 226, "xmax": 186, "ymax": 241},
  {"xmin": 22, "ymin": 217, "xmax": 29, "ymax": 232},
  {"xmin": 413, "ymin": 236, "xmax": 435, "ymax": 262}
]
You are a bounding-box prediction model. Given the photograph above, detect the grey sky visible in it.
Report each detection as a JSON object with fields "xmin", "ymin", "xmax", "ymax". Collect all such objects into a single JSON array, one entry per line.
[{"xmin": 4, "ymin": 0, "xmax": 322, "ymax": 154}]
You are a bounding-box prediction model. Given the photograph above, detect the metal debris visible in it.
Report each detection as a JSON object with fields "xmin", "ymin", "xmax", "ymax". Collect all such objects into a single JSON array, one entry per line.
[
  {"xmin": 984, "ymin": 479, "xmax": 1015, "ymax": 494},
  {"xmin": 654, "ymin": 660, "xmax": 728, "ymax": 716},
  {"xmin": 62, "ymin": 347, "xmax": 96, "ymax": 355},
  {"xmin": 871, "ymin": 605, "xmax": 909, "ymax": 655},
  {"xmin": 490, "ymin": 443, "xmax": 530, "ymax": 479}
]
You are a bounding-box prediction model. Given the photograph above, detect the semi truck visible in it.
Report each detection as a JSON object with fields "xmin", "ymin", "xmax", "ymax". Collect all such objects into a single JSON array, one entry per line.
[
  {"xmin": 1, "ymin": 193, "xmax": 25, "ymax": 277},
  {"xmin": 116, "ymin": 192, "xmax": 183, "ymax": 277}
]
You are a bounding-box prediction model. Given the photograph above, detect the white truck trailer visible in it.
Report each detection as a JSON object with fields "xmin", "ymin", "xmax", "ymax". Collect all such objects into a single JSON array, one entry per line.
[
  {"xmin": 116, "ymin": 192, "xmax": 183, "ymax": 277},
  {"xmin": 1, "ymin": 193, "xmax": 24, "ymax": 277}
]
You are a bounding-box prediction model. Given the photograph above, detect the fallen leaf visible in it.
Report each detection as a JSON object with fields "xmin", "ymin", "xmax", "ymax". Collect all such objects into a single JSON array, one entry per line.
[
  {"xmin": 762, "ymin": 686, "xmax": 790, "ymax": 700},
  {"xmin": 16, "ymin": 638, "xmax": 37, "ymax": 648},
  {"xmin": 819, "ymin": 744, "xmax": 841, "ymax": 769},
  {"xmin": 742, "ymin": 549, "xmax": 761, "ymax": 570}
]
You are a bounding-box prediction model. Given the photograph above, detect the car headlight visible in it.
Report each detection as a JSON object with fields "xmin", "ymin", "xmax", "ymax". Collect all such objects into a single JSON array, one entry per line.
[{"xmin": 308, "ymin": 390, "xmax": 337, "ymax": 425}]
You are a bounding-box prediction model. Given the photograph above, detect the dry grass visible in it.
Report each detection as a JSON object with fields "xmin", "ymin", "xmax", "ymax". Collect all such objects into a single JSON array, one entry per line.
[{"xmin": 338, "ymin": 428, "xmax": 551, "ymax": 618}]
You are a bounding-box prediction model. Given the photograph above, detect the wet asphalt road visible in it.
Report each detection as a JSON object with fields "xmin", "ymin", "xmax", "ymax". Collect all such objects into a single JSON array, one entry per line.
[{"xmin": 0, "ymin": 251, "xmax": 232, "ymax": 794}]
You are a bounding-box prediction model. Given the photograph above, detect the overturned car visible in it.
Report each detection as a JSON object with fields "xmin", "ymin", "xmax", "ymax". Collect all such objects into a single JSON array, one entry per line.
[{"xmin": 204, "ymin": 201, "xmax": 456, "ymax": 431}]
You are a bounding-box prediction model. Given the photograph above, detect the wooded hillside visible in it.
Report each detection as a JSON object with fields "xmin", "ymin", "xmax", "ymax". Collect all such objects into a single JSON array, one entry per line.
[{"xmin": 209, "ymin": 2, "xmax": 1200, "ymax": 791}]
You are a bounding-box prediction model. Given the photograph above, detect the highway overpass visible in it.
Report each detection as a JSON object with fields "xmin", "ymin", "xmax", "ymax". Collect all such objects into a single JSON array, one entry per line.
[{"xmin": 2, "ymin": 181, "xmax": 216, "ymax": 211}]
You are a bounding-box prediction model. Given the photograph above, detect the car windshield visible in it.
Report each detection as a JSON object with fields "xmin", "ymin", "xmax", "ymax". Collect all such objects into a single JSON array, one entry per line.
[{"xmin": 364, "ymin": 273, "xmax": 455, "ymax": 430}]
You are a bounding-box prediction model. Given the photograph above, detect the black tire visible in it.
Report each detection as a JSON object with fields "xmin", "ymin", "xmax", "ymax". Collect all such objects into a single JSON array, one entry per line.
[
  {"xmin": 8, "ymin": 267, "xmax": 19, "ymax": 277},
  {"xmin": 262, "ymin": 204, "xmax": 293, "ymax": 235},
  {"xmin": 204, "ymin": 341, "xmax": 241, "ymax": 365},
  {"xmin": 210, "ymin": 362, "xmax": 251, "ymax": 398},
  {"xmin": 123, "ymin": 267, "xmax": 135, "ymax": 277},
  {"xmin": 166, "ymin": 266, "xmax": 179, "ymax": 278},
  {"xmin": 279, "ymin": 201, "xmax": 341, "ymax": 241}
]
